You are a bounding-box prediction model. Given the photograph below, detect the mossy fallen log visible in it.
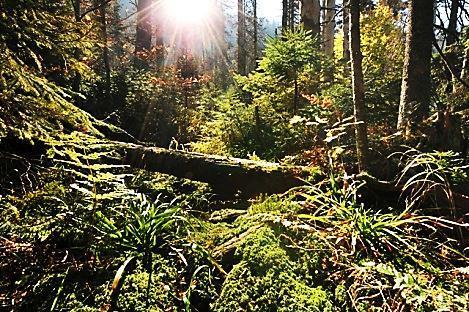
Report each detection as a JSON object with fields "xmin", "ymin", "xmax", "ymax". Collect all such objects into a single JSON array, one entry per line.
[{"xmin": 123, "ymin": 145, "xmax": 319, "ymax": 198}]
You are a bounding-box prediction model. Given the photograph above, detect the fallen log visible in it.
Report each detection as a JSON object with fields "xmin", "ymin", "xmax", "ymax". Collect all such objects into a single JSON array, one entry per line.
[{"xmin": 123, "ymin": 145, "xmax": 319, "ymax": 198}]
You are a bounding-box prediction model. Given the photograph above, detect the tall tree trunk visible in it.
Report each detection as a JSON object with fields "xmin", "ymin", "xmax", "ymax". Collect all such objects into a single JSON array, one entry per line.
[
  {"xmin": 135, "ymin": 0, "xmax": 152, "ymax": 53},
  {"xmin": 322, "ymin": 0, "xmax": 335, "ymax": 57},
  {"xmin": 237, "ymin": 0, "xmax": 247, "ymax": 75},
  {"xmin": 110, "ymin": 1, "xmax": 125, "ymax": 60},
  {"xmin": 96, "ymin": 1, "xmax": 111, "ymax": 99},
  {"xmin": 397, "ymin": 0, "xmax": 435, "ymax": 135},
  {"xmin": 446, "ymin": 0, "xmax": 459, "ymax": 47},
  {"xmin": 322, "ymin": 0, "xmax": 335, "ymax": 81},
  {"xmin": 253, "ymin": 0, "xmax": 258, "ymax": 70},
  {"xmin": 301, "ymin": 0, "xmax": 320, "ymax": 38},
  {"xmin": 342, "ymin": 0, "xmax": 350, "ymax": 75},
  {"xmin": 350, "ymin": 0, "xmax": 369, "ymax": 172},
  {"xmin": 282, "ymin": 0, "xmax": 289, "ymax": 32},
  {"xmin": 289, "ymin": 0, "xmax": 296, "ymax": 30},
  {"xmin": 72, "ymin": 0, "xmax": 82, "ymax": 93},
  {"xmin": 445, "ymin": 0, "xmax": 459, "ymax": 92}
]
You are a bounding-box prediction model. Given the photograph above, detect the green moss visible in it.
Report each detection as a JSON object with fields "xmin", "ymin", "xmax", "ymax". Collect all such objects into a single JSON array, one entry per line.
[
  {"xmin": 213, "ymin": 226, "xmax": 332, "ymax": 311},
  {"xmin": 213, "ymin": 262, "xmax": 332, "ymax": 312},
  {"xmin": 334, "ymin": 284, "xmax": 347, "ymax": 305},
  {"xmin": 117, "ymin": 272, "xmax": 167, "ymax": 312},
  {"xmin": 117, "ymin": 257, "xmax": 179, "ymax": 312},
  {"xmin": 235, "ymin": 226, "xmax": 292, "ymax": 273},
  {"xmin": 192, "ymin": 219, "xmax": 236, "ymax": 248},
  {"xmin": 248, "ymin": 195, "xmax": 302, "ymax": 215}
]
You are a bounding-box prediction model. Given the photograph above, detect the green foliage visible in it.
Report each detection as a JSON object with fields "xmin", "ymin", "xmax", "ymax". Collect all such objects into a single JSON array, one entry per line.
[
  {"xmin": 214, "ymin": 262, "xmax": 332, "ymax": 312},
  {"xmin": 190, "ymin": 28, "xmax": 330, "ymax": 160},
  {"xmin": 361, "ymin": 6, "xmax": 404, "ymax": 83},
  {"xmin": 117, "ymin": 70, "xmax": 178, "ymax": 144},
  {"xmin": 258, "ymin": 28, "xmax": 320, "ymax": 83},
  {"xmin": 360, "ymin": 5, "xmax": 404, "ymax": 126},
  {"xmin": 95, "ymin": 194, "xmax": 183, "ymax": 264},
  {"xmin": 1, "ymin": 1, "xmax": 468, "ymax": 311},
  {"xmin": 324, "ymin": 5, "xmax": 405, "ymax": 128},
  {"xmin": 237, "ymin": 27, "xmax": 323, "ymax": 112},
  {"xmin": 191, "ymin": 86, "xmax": 326, "ymax": 160},
  {"xmin": 0, "ymin": 0, "xmax": 100, "ymax": 141}
]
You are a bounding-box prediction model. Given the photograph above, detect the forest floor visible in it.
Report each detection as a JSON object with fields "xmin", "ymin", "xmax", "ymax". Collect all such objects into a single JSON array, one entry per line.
[{"xmin": 1, "ymin": 140, "xmax": 468, "ymax": 311}]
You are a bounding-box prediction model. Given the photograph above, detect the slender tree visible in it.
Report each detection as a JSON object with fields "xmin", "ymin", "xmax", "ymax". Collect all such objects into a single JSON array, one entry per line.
[
  {"xmin": 238, "ymin": 0, "xmax": 247, "ymax": 75},
  {"xmin": 289, "ymin": 0, "xmax": 298, "ymax": 30},
  {"xmin": 136, "ymin": 0, "xmax": 152, "ymax": 53},
  {"xmin": 444, "ymin": 0, "xmax": 460, "ymax": 92},
  {"xmin": 342, "ymin": 0, "xmax": 350, "ymax": 74},
  {"xmin": 253, "ymin": 0, "xmax": 258, "ymax": 69},
  {"xmin": 322, "ymin": 0, "xmax": 335, "ymax": 59},
  {"xmin": 398, "ymin": 0, "xmax": 435, "ymax": 135},
  {"xmin": 301, "ymin": 0, "xmax": 320, "ymax": 38},
  {"xmin": 72, "ymin": 0, "xmax": 82, "ymax": 93},
  {"xmin": 282, "ymin": 0, "xmax": 289, "ymax": 31},
  {"xmin": 350, "ymin": 0, "xmax": 369, "ymax": 172},
  {"xmin": 446, "ymin": 0, "xmax": 459, "ymax": 47}
]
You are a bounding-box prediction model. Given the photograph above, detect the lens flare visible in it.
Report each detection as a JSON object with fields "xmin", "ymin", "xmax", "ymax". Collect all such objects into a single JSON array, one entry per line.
[{"xmin": 163, "ymin": 0, "xmax": 215, "ymax": 26}]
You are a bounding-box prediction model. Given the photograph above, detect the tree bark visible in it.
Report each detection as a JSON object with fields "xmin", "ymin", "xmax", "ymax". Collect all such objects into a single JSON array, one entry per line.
[
  {"xmin": 96, "ymin": 0, "xmax": 111, "ymax": 99},
  {"xmin": 301, "ymin": 0, "xmax": 321, "ymax": 38},
  {"xmin": 350, "ymin": 0, "xmax": 369, "ymax": 172},
  {"xmin": 72, "ymin": 0, "xmax": 82, "ymax": 93},
  {"xmin": 323, "ymin": 0, "xmax": 335, "ymax": 81},
  {"xmin": 322, "ymin": 0, "xmax": 335, "ymax": 58},
  {"xmin": 155, "ymin": 23, "xmax": 165, "ymax": 69},
  {"xmin": 123, "ymin": 145, "xmax": 314, "ymax": 198},
  {"xmin": 237, "ymin": 0, "xmax": 247, "ymax": 75},
  {"xmin": 282, "ymin": 0, "xmax": 289, "ymax": 32},
  {"xmin": 289, "ymin": 0, "xmax": 297, "ymax": 30},
  {"xmin": 135, "ymin": 0, "xmax": 152, "ymax": 53},
  {"xmin": 342, "ymin": 0, "xmax": 350, "ymax": 74},
  {"xmin": 253, "ymin": 0, "xmax": 258, "ymax": 70},
  {"xmin": 446, "ymin": 0, "xmax": 459, "ymax": 47},
  {"xmin": 443, "ymin": 0, "xmax": 459, "ymax": 93},
  {"xmin": 397, "ymin": 0, "xmax": 435, "ymax": 136}
]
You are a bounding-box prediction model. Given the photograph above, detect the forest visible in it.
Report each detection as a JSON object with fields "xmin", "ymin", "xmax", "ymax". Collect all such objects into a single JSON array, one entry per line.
[{"xmin": 0, "ymin": 0, "xmax": 468, "ymax": 311}]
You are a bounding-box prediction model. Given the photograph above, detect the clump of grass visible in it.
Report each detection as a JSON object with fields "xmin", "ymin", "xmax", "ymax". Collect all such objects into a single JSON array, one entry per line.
[
  {"xmin": 393, "ymin": 148, "xmax": 469, "ymax": 209},
  {"xmin": 96, "ymin": 193, "xmax": 186, "ymax": 308}
]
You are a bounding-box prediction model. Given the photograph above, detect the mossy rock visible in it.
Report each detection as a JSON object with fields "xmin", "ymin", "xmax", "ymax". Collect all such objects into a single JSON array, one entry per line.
[
  {"xmin": 213, "ymin": 262, "xmax": 332, "ymax": 312},
  {"xmin": 213, "ymin": 226, "xmax": 333, "ymax": 311},
  {"xmin": 117, "ymin": 267, "xmax": 177, "ymax": 312}
]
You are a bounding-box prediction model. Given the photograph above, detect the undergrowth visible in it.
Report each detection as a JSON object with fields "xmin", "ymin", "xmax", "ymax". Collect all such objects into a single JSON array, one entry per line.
[{"xmin": 1, "ymin": 134, "xmax": 467, "ymax": 311}]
